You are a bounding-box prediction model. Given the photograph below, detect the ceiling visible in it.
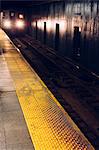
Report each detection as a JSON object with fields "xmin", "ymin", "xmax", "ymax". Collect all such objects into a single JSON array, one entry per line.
[
  {"xmin": 0, "ymin": 1, "xmax": 44, "ymax": 9},
  {"xmin": 1, "ymin": 0, "xmax": 61, "ymax": 9},
  {"xmin": 1, "ymin": 0, "xmax": 66, "ymax": 11}
]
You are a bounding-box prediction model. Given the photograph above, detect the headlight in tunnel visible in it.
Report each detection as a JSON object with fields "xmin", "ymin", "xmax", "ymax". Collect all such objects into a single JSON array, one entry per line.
[
  {"xmin": 3, "ymin": 19, "xmax": 12, "ymax": 29},
  {"xmin": 15, "ymin": 20, "xmax": 25, "ymax": 29}
]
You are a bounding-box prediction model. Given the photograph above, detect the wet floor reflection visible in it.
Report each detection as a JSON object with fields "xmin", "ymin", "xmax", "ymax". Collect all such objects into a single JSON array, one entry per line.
[{"xmin": 30, "ymin": 1, "xmax": 99, "ymax": 75}]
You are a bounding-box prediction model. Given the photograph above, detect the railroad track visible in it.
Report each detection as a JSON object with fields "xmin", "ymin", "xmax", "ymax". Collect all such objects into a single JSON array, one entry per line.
[
  {"xmin": 20, "ymin": 35, "xmax": 99, "ymax": 116},
  {"xmin": 9, "ymin": 34, "xmax": 99, "ymax": 149}
]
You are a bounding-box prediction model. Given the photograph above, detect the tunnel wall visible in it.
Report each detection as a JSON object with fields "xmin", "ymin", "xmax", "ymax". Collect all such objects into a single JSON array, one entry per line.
[{"xmin": 28, "ymin": 1, "xmax": 99, "ymax": 75}]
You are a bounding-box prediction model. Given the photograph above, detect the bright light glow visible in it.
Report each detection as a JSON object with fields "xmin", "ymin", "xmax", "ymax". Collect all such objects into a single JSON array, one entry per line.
[
  {"xmin": 11, "ymin": 12, "xmax": 14, "ymax": 17},
  {"xmin": 46, "ymin": 20, "xmax": 52, "ymax": 32},
  {"xmin": 37, "ymin": 20, "xmax": 44, "ymax": 30},
  {"xmin": 15, "ymin": 20, "xmax": 25, "ymax": 29},
  {"xmin": 19, "ymin": 14, "xmax": 24, "ymax": 19},
  {"xmin": 32, "ymin": 22, "xmax": 36, "ymax": 27},
  {"xmin": 59, "ymin": 19, "xmax": 67, "ymax": 36},
  {"xmin": 34, "ymin": 18, "xmax": 67, "ymax": 36},
  {"xmin": 3, "ymin": 20, "xmax": 12, "ymax": 29},
  {"xmin": 79, "ymin": 27, "xmax": 81, "ymax": 32},
  {"xmin": 47, "ymin": 18, "xmax": 67, "ymax": 35}
]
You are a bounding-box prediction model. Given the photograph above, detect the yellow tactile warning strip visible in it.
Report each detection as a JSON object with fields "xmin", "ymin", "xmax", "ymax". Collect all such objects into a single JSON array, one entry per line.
[{"xmin": 0, "ymin": 29, "xmax": 94, "ymax": 150}]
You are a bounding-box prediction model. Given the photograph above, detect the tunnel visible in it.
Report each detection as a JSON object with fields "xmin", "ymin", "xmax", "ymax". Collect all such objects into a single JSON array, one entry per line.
[{"xmin": 0, "ymin": 0, "xmax": 99, "ymax": 150}]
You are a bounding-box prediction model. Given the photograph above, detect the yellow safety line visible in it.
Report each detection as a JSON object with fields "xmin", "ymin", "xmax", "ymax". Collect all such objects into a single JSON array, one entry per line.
[{"xmin": 0, "ymin": 29, "xmax": 94, "ymax": 150}]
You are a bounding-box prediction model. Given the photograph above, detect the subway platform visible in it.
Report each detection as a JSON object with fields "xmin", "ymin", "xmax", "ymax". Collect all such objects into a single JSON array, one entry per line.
[{"xmin": 0, "ymin": 28, "xmax": 94, "ymax": 150}]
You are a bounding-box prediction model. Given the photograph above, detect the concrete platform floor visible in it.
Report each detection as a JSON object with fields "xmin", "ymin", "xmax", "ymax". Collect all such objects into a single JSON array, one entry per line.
[{"xmin": 0, "ymin": 54, "xmax": 34, "ymax": 149}]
